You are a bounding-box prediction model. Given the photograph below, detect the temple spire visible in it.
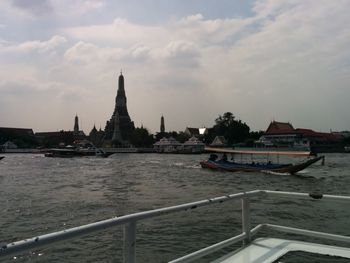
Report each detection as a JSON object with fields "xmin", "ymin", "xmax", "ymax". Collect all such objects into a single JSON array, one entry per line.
[
  {"xmin": 160, "ymin": 115, "xmax": 165, "ymax": 133},
  {"xmin": 103, "ymin": 71, "xmax": 135, "ymax": 146},
  {"xmin": 74, "ymin": 114, "xmax": 79, "ymax": 135}
]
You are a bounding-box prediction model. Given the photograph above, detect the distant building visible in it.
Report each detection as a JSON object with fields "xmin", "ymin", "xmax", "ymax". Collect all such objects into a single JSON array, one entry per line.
[
  {"xmin": 35, "ymin": 131, "xmax": 76, "ymax": 147},
  {"xmin": 210, "ymin": 136, "xmax": 227, "ymax": 147},
  {"xmin": 185, "ymin": 127, "xmax": 200, "ymax": 137},
  {"xmin": 160, "ymin": 115, "xmax": 165, "ymax": 133},
  {"xmin": 35, "ymin": 115, "xmax": 86, "ymax": 147},
  {"xmin": 332, "ymin": 131, "xmax": 350, "ymax": 138},
  {"xmin": 184, "ymin": 127, "xmax": 209, "ymax": 137},
  {"xmin": 74, "ymin": 115, "xmax": 79, "ymax": 135},
  {"xmin": 72, "ymin": 115, "xmax": 86, "ymax": 139},
  {"xmin": 89, "ymin": 125, "xmax": 104, "ymax": 147},
  {"xmin": 153, "ymin": 137, "xmax": 183, "ymax": 153},
  {"xmin": 154, "ymin": 136, "xmax": 205, "ymax": 153},
  {"xmin": 0, "ymin": 127, "xmax": 35, "ymax": 139},
  {"xmin": 183, "ymin": 136, "xmax": 205, "ymax": 153},
  {"xmin": 103, "ymin": 72, "xmax": 135, "ymax": 147},
  {"xmin": 0, "ymin": 127, "xmax": 37, "ymax": 148},
  {"xmin": 258, "ymin": 121, "xmax": 297, "ymax": 147},
  {"xmin": 258, "ymin": 121, "xmax": 342, "ymax": 151}
]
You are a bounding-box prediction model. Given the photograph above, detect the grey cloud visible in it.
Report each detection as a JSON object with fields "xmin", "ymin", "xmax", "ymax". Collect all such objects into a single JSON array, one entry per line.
[
  {"xmin": 0, "ymin": 81, "xmax": 55, "ymax": 97},
  {"xmin": 12, "ymin": 0, "xmax": 53, "ymax": 16}
]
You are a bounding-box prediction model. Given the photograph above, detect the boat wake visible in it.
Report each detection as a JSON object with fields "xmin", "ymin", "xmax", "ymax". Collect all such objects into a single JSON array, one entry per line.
[
  {"xmin": 185, "ymin": 164, "xmax": 202, "ymax": 169},
  {"xmin": 261, "ymin": 170, "xmax": 291, "ymax": 176}
]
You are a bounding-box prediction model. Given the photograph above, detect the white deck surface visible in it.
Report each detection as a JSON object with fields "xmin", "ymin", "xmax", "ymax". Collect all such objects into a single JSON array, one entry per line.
[{"xmin": 212, "ymin": 237, "xmax": 350, "ymax": 263}]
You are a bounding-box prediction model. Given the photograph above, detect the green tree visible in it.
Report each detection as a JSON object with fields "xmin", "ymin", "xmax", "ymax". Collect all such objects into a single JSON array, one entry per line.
[
  {"xmin": 175, "ymin": 131, "xmax": 190, "ymax": 143},
  {"xmin": 213, "ymin": 112, "xmax": 250, "ymax": 145},
  {"xmin": 130, "ymin": 127, "xmax": 154, "ymax": 147}
]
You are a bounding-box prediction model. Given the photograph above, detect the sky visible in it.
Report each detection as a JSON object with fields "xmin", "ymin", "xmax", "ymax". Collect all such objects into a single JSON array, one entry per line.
[{"xmin": 1, "ymin": 0, "xmax": 350, "ymax": 134}]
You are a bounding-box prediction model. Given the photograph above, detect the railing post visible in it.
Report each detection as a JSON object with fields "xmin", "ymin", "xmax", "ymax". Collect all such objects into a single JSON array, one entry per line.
[
  {"xmin": 242, "ymin": 195, "xmax": 251, "ymax": 245},
  {"xmin": 123, "ymin": 221, "xmax": 136, "ymax": 263}
]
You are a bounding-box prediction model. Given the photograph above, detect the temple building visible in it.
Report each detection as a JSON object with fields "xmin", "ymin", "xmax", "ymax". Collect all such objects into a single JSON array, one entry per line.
[
  {"xmin": 89, "ymin": 125, "xmax": 104, "ymax": 147},
  {"xmin": 103, "ymin": 72, "xmax": 135, "ymax": 147},
  {"xmin": 72, "ymin": 114, "xmax": 86, "ymax": 140}
]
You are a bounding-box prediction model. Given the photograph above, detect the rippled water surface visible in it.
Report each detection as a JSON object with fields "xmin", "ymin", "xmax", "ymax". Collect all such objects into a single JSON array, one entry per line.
[{"xmin": 1, "ymin": 153, "xmax": 350, "ymax": 262}]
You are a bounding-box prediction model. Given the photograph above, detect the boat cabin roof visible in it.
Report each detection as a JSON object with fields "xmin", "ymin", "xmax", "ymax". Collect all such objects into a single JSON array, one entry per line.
[{"xmin": 205, "ymin": 147, "xmax": 313, "ymax": 157}]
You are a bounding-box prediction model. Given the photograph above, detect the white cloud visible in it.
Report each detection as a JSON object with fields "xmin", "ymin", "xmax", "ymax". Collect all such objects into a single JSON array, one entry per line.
[{"xmin": 0, "ymin": 35, "xmax": 67, "ymax": 53}]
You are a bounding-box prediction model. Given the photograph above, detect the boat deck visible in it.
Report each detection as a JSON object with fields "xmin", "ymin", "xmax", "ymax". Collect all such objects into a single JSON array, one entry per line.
[{"xmin": 213, "ymin": 237, "xmax": 350, "ymax": 263}]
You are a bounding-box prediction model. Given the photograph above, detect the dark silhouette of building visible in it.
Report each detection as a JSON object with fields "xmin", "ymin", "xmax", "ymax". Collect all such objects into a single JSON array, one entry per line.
[
  {"xmin": 104, "ymin": 72, "xmax": 135, "ymax": 146},
  {"xmin": 0, "ymin": 127, "xmax": 37, "ymax": 148},
  {"xmin": 36, "ymin": 115, "xmax": 86, "ymax": 147},
  {"xmin": 160, "ymin": 115, "xmax": 165, "ymax": 133},
  {"xmin": 89, "ymin": 125, "xmax": 104, "ymax": 147},
  {"xmin": 74, "ymin": 114, "xmax": 79, "ymax": 135},
  {"xmin": 36, "ymin": 131, "xmax": 75, "ymax": 148}
]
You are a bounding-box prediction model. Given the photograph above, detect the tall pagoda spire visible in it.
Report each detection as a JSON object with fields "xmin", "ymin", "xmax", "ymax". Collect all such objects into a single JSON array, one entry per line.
[
  {"xmin": 74, "ymin": 114, "xmax": 79, "ymax": 135},
  {"xmin": 103, "ymin": 71, "xmax": 135, "ymax": 146},
  {"xmin": 160, "ymin": 115, "xmax": 165, "ymax": 133},
  {"xmin": 115, "ymin": 71, "xmax": 128, "ymax": 116}
]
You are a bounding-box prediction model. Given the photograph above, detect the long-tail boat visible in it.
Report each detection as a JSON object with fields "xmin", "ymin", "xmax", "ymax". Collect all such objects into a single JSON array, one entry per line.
[{"xmin": 200, "ymin": 147, "xmax": 324, "ymax": 174}]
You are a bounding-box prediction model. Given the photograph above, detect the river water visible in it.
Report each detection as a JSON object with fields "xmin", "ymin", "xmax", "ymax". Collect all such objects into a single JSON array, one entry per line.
[{"xmin": 1, "ymin": 153, "xmax": 350, "ymax": 262}]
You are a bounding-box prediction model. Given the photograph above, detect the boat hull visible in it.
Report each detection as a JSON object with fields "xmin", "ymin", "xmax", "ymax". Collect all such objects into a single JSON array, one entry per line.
[
  {"xmin": 44, "ymin": 148, "xmax": 112, "ymax": 158},
  {"xmin": 200, "ymin": 155, "xmax": 324, "ymax": 174}
]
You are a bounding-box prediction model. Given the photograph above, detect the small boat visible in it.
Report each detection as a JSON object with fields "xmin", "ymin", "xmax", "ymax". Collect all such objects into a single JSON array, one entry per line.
[
  {"xmin": 200, "ymin": 147, "xmax": 324, "ymax": 174},
  {"xmin": 0, "ymin": 156, "xmax": 4, "ymax": 161}
]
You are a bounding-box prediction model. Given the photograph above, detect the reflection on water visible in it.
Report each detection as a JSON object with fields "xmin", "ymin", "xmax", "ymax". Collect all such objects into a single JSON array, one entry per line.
[{"xmin": 1, "ymin": 153, "xmax": 350, "ymax": 262}]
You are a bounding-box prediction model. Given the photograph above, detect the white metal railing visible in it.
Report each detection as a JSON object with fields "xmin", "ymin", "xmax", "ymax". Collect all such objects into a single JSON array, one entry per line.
[{"xmin": 1, "ymin": 190, "xmax": 350, "ymax": 262}]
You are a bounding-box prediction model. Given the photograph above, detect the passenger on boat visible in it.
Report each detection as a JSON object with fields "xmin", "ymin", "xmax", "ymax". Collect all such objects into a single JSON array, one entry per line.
[
  {"xmin": 209, "ymin": 154, "xmax": 218, "ymax": 161},
  {"xmin": 221, "ymin": 153, "xmax": 228, "ymax": 162}
]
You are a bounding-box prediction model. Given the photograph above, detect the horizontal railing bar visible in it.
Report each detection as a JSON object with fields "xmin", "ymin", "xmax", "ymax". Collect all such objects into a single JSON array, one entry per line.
[
  {"xmin": 264, "ymin": 224, "xmax": 350, "ymax": 243},
  {"xmin": 168, "ymin": 224, "xmax": 265, "ymax": 263},
  {"xmin": 0, "ymin": 190, "xmax": 262, "ymax": 258},
  {"xmin": 263, "ymin": 190, "xmax": 350, "ymax": 202},
  {"xmin": 250, "ymin": 224, "xmax": 265, "ymax": 237}
]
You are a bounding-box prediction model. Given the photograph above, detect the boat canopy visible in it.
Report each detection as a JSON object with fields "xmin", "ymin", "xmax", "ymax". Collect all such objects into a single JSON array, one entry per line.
[{"xmin": 205, "ymin": 147, "xmax": 313, "ymax": 157}]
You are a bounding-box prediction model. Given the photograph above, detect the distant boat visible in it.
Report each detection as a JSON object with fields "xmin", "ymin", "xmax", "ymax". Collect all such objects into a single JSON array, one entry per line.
[
  {"xmin": 0, "ymin": 156, "xmax": 4, "ymax": 161},
  {"xmin": 200, "ymin": 147, "xmax": 324, "ymax": 174},
  {"xmin": 44, "ymin": 147, "xmax": 111, "ymax": 158}
]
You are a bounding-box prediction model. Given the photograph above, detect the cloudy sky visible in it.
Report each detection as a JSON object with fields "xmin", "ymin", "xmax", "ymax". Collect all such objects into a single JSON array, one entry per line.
[{"xmin": 1, "ymin": 0, "xmax": 350, "ymax": 134}]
